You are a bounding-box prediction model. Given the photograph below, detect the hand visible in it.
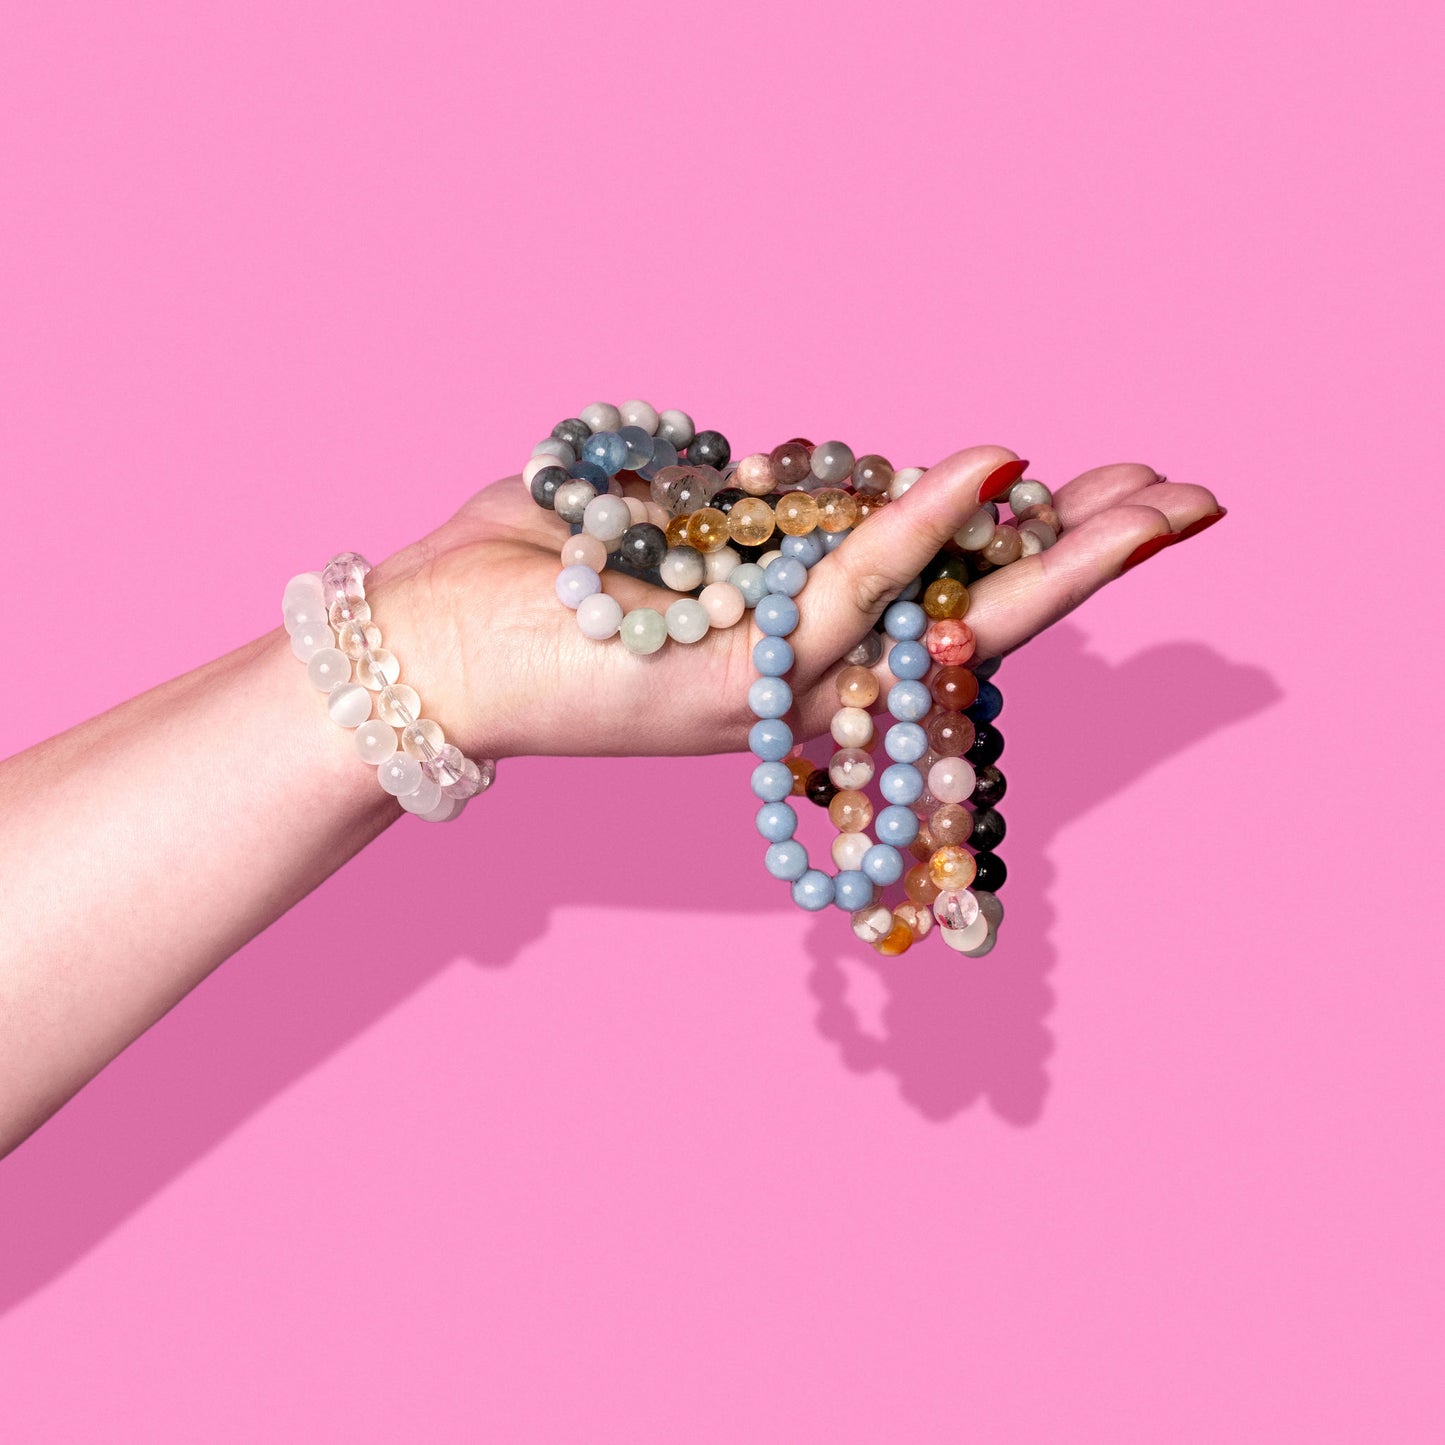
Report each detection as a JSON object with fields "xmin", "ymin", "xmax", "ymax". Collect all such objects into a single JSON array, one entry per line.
[{"xmin": 367, "ymin": 445, "xmax": 1223, "ymax": 761}]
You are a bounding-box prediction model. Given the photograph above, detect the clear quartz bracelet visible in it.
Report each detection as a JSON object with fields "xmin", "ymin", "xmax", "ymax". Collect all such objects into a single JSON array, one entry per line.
[{"xmin": 282, "ymin": 552, "xmax": 495, "ymax": 821}]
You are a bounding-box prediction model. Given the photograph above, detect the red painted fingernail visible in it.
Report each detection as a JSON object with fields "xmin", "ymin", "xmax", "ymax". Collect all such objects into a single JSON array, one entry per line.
[
  {"xmin": 1119, "ymin": 533, "xmax": 1174, "ymax": 573},
  {"xmin": 979, "ymin": 458, "xmax": 1029, "ymax": 503},
  {"xmin": 1172, "ymin": 507, "xmax": 1227, "ymax": 541}
]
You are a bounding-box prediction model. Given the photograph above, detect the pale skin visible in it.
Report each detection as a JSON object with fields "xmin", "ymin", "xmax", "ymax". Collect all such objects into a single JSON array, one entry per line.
[{"xmin": 0, "ymin": 445, "xmax": 1222, "ymax": 1156}]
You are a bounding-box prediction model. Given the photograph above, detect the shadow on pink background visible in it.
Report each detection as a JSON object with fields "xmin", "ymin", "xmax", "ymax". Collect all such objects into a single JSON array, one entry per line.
[{"xmin": 1, "ymin": 2, "xmax": 1439, "ymax": 1441}]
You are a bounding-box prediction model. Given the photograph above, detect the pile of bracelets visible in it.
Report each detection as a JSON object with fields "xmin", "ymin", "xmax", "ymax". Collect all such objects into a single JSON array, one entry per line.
[
  {"xmin": 282, "ymin": 552, "xmax": 496, "ymax": 821},
  {"xmin": 522, "ymin": 401, "xmax": 1063, "ymax": 957}
]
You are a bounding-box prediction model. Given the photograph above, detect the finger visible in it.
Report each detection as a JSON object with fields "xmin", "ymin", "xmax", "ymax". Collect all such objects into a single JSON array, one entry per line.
[
  {"xmin": 1110, "ymin": 479, "xmax": 1222, "ymax": 532},
  {"xmin": 1050, "ymin": 462, "xmax": 1161, "ymax": 529},
  {"xmin": 787, "ymin": 444, "xmax": 1028, "ymax": 667}
]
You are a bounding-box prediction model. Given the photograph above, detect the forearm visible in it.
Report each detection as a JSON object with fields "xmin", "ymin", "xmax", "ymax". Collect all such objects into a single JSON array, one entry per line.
[{"xmin": 0, "ymin": 623, "xmax": 399, "ymax": 1154}]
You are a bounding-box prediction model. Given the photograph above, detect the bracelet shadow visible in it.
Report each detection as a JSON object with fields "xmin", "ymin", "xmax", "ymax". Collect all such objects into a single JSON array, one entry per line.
[{"xmin": 0, "ymin": 623, "xmax": 1280, "ymax": 1315}]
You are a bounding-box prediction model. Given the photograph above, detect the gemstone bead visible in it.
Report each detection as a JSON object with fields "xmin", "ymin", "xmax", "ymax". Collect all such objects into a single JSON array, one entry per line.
[
  {"xmin": 879, "ymin": 762, "xmax": 924, "ymax": 805},
  {"xmin": 532, "ymin": 436, "xmax": 575, "ymax": 465},
  {"xmin": 966, "ymin": 680, "xmax": 1005, "ymax": 722},
  {"xmin": 576, "ymin": 592, "xmax": 624, "ymax": 640},
  {"xmin": 749, "ymin": 718, "xmax": 794, "ymax": 760},
  {"xmin": 659, "ymin": 546, "xmax": 706, "ymax": 591},
  {"xmin": 925, "ymin": 619, "xmax": 976, "ymax": 666},
  {"xmin": 889, "ymin": 467, "xmax": 925, "ymax": 500},
  {"xmin": 754, "ymin": 594, "xmax": 800, "ymax": 636},
  {"xmin": 828, "ymin": 747, "xmax": 874, "ymax": 790},
  {"xmin": 844, "ymin": 631, "xmax": 884, "ymax": 667},
  {"xmin": 561, "ymin": 534, "xmax": 608, "ymax": 570},
  {"xmin": 756, "ymin": 802, "xmax": 798, "ymax": 842},
  {"xmin": 583, "ymin": 494, "xmax": 631, "ymax": 541},
  {"xmin": 966, "ymin": 722, "xmax": 1005, "ymax": 766},
  {"xmin": 727, "ymin": 496, "xmax": 776, "ymax": 546},
  {"xmin": 852, "ymin": 454, "xmax": 894, "ymax": 494},
  {"xmin": 929, "ymin": 803, "xmax": 975, "ymax": 846},
  {"xmin": 685, "ymin": 507, "xmax": 730, "ymax": 553},
  {"xmin": 769, "ymin": 442, "xmax": 812, "ymax": 489},
  {"xmin": 377, "ymin": 683, "xmax": 421, "ymax": 727},
  {"xmin": 804, "ymin": 770, "xmax": 838, "ymax": 808},
  {"xmin": 887, "ymin": 681, "xmax": 932, "ymax": 722},
  {"xmin": 829, "ymin": 790, "xmax": 873, "ymax": 833},
  {"xmin": 754, "ymin": 636, "xmax": 795, "ymax": 676},
  {"xmin": 975, "ymin": 890, "xmax": 1005, "ymax": 929},
  {"xmin": 972, "ymin": 764, "xmax": 1007, "ymax": 807},
  {"xmin": 809, "ymin": 440, "xmax": 855, "ymax": 484},
  {"xmin": 618, "ymin": 425, "xmax": 655, "ymax": 471},
  {"xmin": 927, "ymin": 710, "xmax": 975, "ymax": 757},
  {"xmin": 700, "ymin": 582, "xmax": 746, "ymax": 627},
  {"xmin": 752, "ymin": 761, "xmax": 795, "ymax": 802},
  {"xmin": 884, "ymin": 723, "xmax": 928, "ymax": 763},
  {"xmin": 835, "ymin": 665, "xmax": 879, "ymax": 709},
  {"xmin": 729, "ymin": 564, "xmax": 770, "ymax": 608},
  {"xmin": 930, "ymin": 666, "xmax": 980, "ymax": 710},
  {"xmin": 929, "ymin": 846, "xmax": 977, "ymax": 891},
  {"xmin": 354, "ymin": 718, "xmax": 398, "ymax": 765},
  {"xmin": 780, "ymin": 531, "xmax": 825, "ymax": 567},
  {"xmin": 734, "ymin": 453, "xmax": 775, "ymax": 496},
  {"xmin": 636, "ymin": 437, "xmax": 678, "ymax": 480},
  {"xmin": 553, "ymin": 479, "xmax": 595, "ymax": 524},
  {"xmin": 582, "ymin": 431, "xmax": 631, "ymax": 476},
  {"xmin": 656, "ymin": 408, "xmax": 695, "ymax": 449},
  {"xmin": 326, "ymin": 682, "xmax": 372, "ymax": 728},
  {"xmin": 552, "ymin": 417, "xmax": 591, "ymax": 450},
  {"xmin": 666, "ymin": 598, "xmax": 711, "ymax": 644},
  {"xmin": 748, "ymin": 676, "xmax": 792, "ymax": 717},
  {"xmin": 1007, "ymin": 480, "xmax": 1052, "ymax": 513},
  {"xmin": 580, "ymin": 402, "xmax": 622, "ymax": 433},
  {"xmin": 922, "ymin": 578, "xmax": 970, "ymax": 620},
  {"xmin": 401, "ymin": 718, "xmax": 444, "ymax": 759},
  {"xmin": 617, "ymin": 523, "xmax": 668, "ymax": 570},
  {"xmin": 940, "ymin": 913, "xmax": 991, "ymax": 953},
  {"xmin": 833, "ymin": 831, "xmax": 872, "ymax": 872},
  {"xmin": 687, "ymin": 430, "xmax": 730, "ymax": 469},
  {"xmin": 933, "ymin": 888, "xmax": 980, "ymax": 931},
  {"xmin": 619, "ymin": 607, "xmax": 668, "ymax": 654},
  {"xmin": 765, "ymin": 840, "xmax": 809, "ymax": 881},
  {"xmin": 1018, "ymin": 520, "xmax": 1057, "ymax": 555},
  {"xmin": 874, "ymin": 919, "xmax": 914, "ymax": 956},
  {"xmin": 888, "ymin": 641, "xmax": 930, "ymax": 680},
  {"xmin": 791, "ymin": 870, "xmax": 835, "ymax": 912},
  {"xmin": 774, "ymin": 492, "xmax": 819, "ymax": 536},
  {"xmin": 378, "ymin": 754, "xmax": 424, "ymax": 797},
  {"xmin": 894, "ymin": 902, "xmax": 935, "ymax": 941},
  {"xmin": 830, "ymin": 707, "xmax": 875, "ymax": 748},
  {"xmin": 555, "ymin": 564, "xmax": 602, "ymax": 609},
  {"xmin": 862, "ymin": 844, "xmax": 904, "ymax": 885},
  {"xmin": 321, "ymin": 552, "xmax": 371, "ymax": 608},
  {"xmin": 972, "ymin": 851, "xmax": 1008, "ymax": 890},
  {"xmin": 786, "ymin": 756, "xmax": 815, "ymax": 795},
  {"xmin": 834, "ymin": 870, "xmax": 874, "ymax": 912},
  {"xmin": 812, "ymin": 488, "xmax": 858, "ymax": 532},
  {"xmin": 883, "ymin": 600, "xmax": 927, "ymax": 640},
  {"xmin": 903, "ymin": 864, "xmax": 942, "ymax": 907},
  {"xmin": 953, "ymin": 508, "xmax": 996, "ymax": 551},
  {"xmin": 875, "ymin": 804, "xmax": 920, "ymax": 847},
  {"xmin": 983, "ymin": 525, "xmax": 1023, "ymax": 566},
  {"xmin": 306, "ymin": 647, "xmax": 350, "ymax": 692},
  {"xmin": 971, "ymin": 807, "xmax": 1007, "ymax": 851},
  {"xmin": 851, "ymin": 905, "xmax": 893, "ymax": 944},
  {"xmin": 355, "ymin": 648, "xmax": 401, "ymax": 690},
  {"xmin": 619, "ymin": 400, "xmax": 659, "ymax": 435},
  {"xmin": 290, "ymin": 621, "xmax": 335, "ymax": 662}
]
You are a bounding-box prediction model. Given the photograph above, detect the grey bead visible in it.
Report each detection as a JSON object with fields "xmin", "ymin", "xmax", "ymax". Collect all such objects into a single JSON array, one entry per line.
[{"xmin": 845, "ymin": 631, "xmax": 884, "ymax": 667}]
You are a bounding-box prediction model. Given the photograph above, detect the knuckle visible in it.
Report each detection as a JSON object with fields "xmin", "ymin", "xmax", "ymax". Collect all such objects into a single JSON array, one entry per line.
[{"xmin": 847, "ymin": 563, "xmax": 899, "ymax": 617}]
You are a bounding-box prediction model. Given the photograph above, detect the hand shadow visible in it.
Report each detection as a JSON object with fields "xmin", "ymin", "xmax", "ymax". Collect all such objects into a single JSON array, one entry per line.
[
  {"xmin": 805, "ymin": 624, "xmax": 1282, "ymax": 1125},
  {"xmin": 0, "ymin": 624, "xmax": 1279, "ymax": 1313}
]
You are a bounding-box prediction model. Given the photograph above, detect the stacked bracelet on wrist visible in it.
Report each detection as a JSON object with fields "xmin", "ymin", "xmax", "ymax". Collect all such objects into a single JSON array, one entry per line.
[{"xmin": 282, "ymin": 553, "xmax": 495, "ymax": 822}]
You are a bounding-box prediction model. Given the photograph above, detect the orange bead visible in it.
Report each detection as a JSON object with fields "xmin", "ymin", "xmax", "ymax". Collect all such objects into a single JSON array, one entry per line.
[
  {"xmin": 928, "ymin": 846, "xmax": 977, "ymax": 892},
  {"xmin": 835, "ymin": 664, "xmax": 880, "ymax": 709},
  {"xmin": 829, "ymin": 789, "xmax": 873, "ymax": 833},
  {"xmin": 894, "ymin": 901, "xmax": 935, "ymax": 941},
  {"xmin": 930, "ymin": 665, "xmax": 979, "ymax": 711},
  {"xmin": 665, "ymin": 514, "xmax": 691, "ymax": 547},
  {"xmin": 812, "ymin": 488, "xmax": 859, "ymax": 533},
  {"xmin": 925, "ymin": 618, "xmax": 976, "ymax": 666},
  {"xmin": 774, "ymin": 492, "xmax": 820, "ymax": 536},
  {"xmin": 923, "ymin": 578, "xmax": 970, "ymax": 620},
  {"xmin": 903, "ymin": 864, "xmax": 942, "ymax": 907},
  {"xmin": 785, "ymin": 756, "xmax": 814, "ymax": 795},
  {"xmin": 855, "ymin": 494, "xmax": 890, "ymax": 522},
  {"xmin": 726, "ymin": 496, "xmax": 776, "ymax": 547},
  {"xmin": 685, "ymin": 506, "xmax": 729, "ymax": 553},
  {"xmin": 874, "ymin": 919, "xmax": 915, "ymax": 956}
]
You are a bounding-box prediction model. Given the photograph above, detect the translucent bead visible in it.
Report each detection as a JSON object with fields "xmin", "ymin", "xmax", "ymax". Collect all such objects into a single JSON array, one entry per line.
[
  {"xmin": 903, "ymin": 863, "xmax": 942, "ymax": 907},
  {"xmin": 321, "ymin": 552, "xmax": 371, "ymax": 608},
  {"xmin": 290, "ymin": 619, "xmax": 337, "ymax": 663},
  {"xmin": 929, "ymin": 846, "xmax": 977, "ymax": 891},
  {"xmin": 975, "ymin": 890, "xmax": 1005, "ymax": 930},
  {"xmin": 888, "ymin": 466, "xmax": 925, "ymax": 500},
  {"xmin": 833, "ymin": 831, "xmax": 872, "ymax": 872},
  {"xmin": 895, "ymin": 901, "xmax": 935, "ymax": 941},
  {"xmin": 327, "ymin": 682, "xmax": 373, "ymax": 728},
  {"xmin": 400, "ymin": 718, "xmax": 444, "ymax": 759},
  {"xmin": 423, "ymin": 742, "xmax": 466, "ymax": 787},
  {"xmin": 378, "ymin": 753, "xmax": 424, "ymax": 798},
  {"xmin": 851, "ymin": 905, "xmax": 893, "ymax": 944},
  {"xmin": 306, "ymin": 647, "xmax": 350, "ymax": 692},
  {"xmin": 852, "ymin": 454, "xmax": 894, "ymax": 495},
  {"xmin": 774, "ymin": 492, "xmax": 819, "ymax": 536},
  {"xmin": 649, "ymin": 464, "xmax": 691, "ymax": 511},
  {"xmin": 377, "ymin": 683, "xmax": 421, "ymax": 727},
  {"xmin": 953, "ymin": 508, "xmax": 996, "ymax": 551},
  {"xmin": 811, "ymin": 488, "xmax": 858, "ymax": 532},
  {"xmin": 733, "ymin": 453, "xmax": 775, "ymax": 496},
  {"xmin": 983, "ymin": 525, "xmax": 1023, "ymax": 566},
  {"xmin": 576, "ymin": 592, "xmax": 623, "ymax": 640},
  {"xmin": 930, "ymin": 803, "xmax": 975, "ymax": 846},
  {"xmin": 619, "ymin": 607, "xmax": 668, "ymax": 654},
  {"xmin": 703, "ymin": 545, "xmax": 741, "ymax": 584},
  {"xmin": 619, "ymin": 399, "xmax": 659, "ymax": 434},
  {"xmin": 933, "ymin": 888, "xmax": 980, "ymax": 931},
  {"xmin": 637, "ymin": 437, "xmax": 678, "ymax": 480},
  {"xmin": 659, "ymin": 546, "xmax": 706, "ymax": 592},
  {"xmin": 1018, "ymin": 519, "xmax": 1057, "ymax": 553},
  {"xmin": 726, "ymin": 496, "xmax": 776, "ymax": 546},
  {"xmin": 560, "ymin": 534, "xmax": 606, "ymax": 571},
  {"xmin": 327, "ymin": 594, "xmax": 372, "ymax": 629},
  {"xmin": 665, "ymin": 515, "xmax": 692, "ymax": 548},
  {"xmin": 445, "ymin": 756, "xmax": 492, "ymax": 800},
  {"xmin": 684, "ymin": 507, "xmax": 729, "ymax": 553},
  {"xmin": 925, "ymin": 619, "xmax": 976, "ymax": 666},
  {"xmin": 666, "ymin": 598, "xmax": 711, "ymax": 644},
  {"xmin": 283, "ymin": 570, "xmax": 325, "ymax": 615},
  {"xmin": 553, "ymin": 478, "xmax": 596, "ymax": 524},
  {"xmin": 398, "ymin": 774, "xmax": 445, "ymax": 815},
  {"xmin": 356, "ymin": 648, "xmax": 401, "ymax": 690},
  {"xmin": 927, "ymin": 709, "xmax": 975, "ymax": 757},
  {"xmin": 283, "ymin": 595, "xmax": 327, "ymax": 636},
  {"xmin": 829, "ymin": 789, "xmax": 873, "ymax": 833},
  {"xmin": 830, "ymin": 706, "xmax": 875, "ymax": 749},
  {"xmin": 874, "ymin": 919, "xmax": 913, "ymax": 957},
  {"xmin": 555, "ymin": 564, "xmax": 602, "ymax": 609},
  {"xmin": 940, "ymin": 913, "xmax": 991, "ymax": 953},
  {"xmin": 354, "ymin": 718, "xmax": 398, "ymax": 766},
  {"xmin": 1007, "ymin": 479, "xmax": 1052, "ymax": 513},
  {"xmin": 829, "ymin": 747, "xmax": 874, "ymax": 790},
  {"xmin": 623, "ymin": 496, "xmax": 650, "ymax": 526},
  {"xmin": 335, "ymin": 619, "xmax": 381, "ymax": 659},
  {"xmin": 582, "ymin": 494, "xmax": 631, "ymax": 541},
  {"xmin": 580, "ymin": 401, "xmax": 622, "ymax": 433},
  {"xmin": 700, "ymin": 582, "xmax": 745, "ymax": 628},
  {"xmin": 656, "ymin": 408, "xmax": 695, "ymax": 449},
  {"xmin": 923, "ymin": 578, "xmax": 970, "ymax": 620},
  {"xmin": 845, "ymin": 632, "xmax": 884, "ymax": 668},
  {"xmin": 930, "ymin": 666, "xmax": 979, "ymax": 711},
  {"xmin": 1015, "ymin": 502, "xmax": 1061, "ymax": 531},
  {"xmin": 810, "ymin": 440, "xmax": 855, "ymax": 485}
]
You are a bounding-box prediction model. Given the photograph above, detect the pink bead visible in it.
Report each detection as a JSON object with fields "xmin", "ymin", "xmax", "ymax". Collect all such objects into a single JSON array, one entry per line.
[
  {"xmin": 925, "ymin": 618, "xmax": 976, "ymax": 666},
  {"xmin": 625, "ymin": 496, "xmax": 650, "ymax": 524},
  {"xmin": 700, "ymin": 581, "xmax": 746, "ymax": 627},
  {"xmin": 644, "ymin": 501, "xmax": 671, "ymax": 529},
  {"xmin": 927, "ymin": 756, "xmax": 976, "ymax": 804},
  {"xmin": 524, "ymin": 454, "xmax": 561, "ymax": 486},
  {"xmin": 561, "ymin": 534, "xmax": 608, "ymax": 569}
]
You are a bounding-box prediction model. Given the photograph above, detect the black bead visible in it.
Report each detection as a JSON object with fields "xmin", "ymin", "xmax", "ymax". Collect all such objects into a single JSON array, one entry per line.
[
  {"xmin": 971, "ymin": 764, "xmax": 1007, "ymax": 808},
  {"xmin": 551, "ymin": 418, "xmax": 590, "ymax": 451},
  {"xmin": 529, "ymin": 465, "xmax": 568, "ymax": 510},
  {"xmin": 966, "ymin": 722, "xmax": 1005, "ymax": 766},
  {"xmin": 618, "ymin": 522, "xmax": 668, "ymax": 570},
  {"xmin": 970, "ymin": 807, "xmax": 1007, "ymax": 851},
  {"xmin": 708, "ymin": 487, "xmax": 745, "ymax": 515},
  {"xmin": 972, "ymin": 654, "xmax": 1002, "ymax": 681},
  {"xmin": 805, "ymin": 769, "xmax": 838, "ymax": 807},
  {"xmin": 925, "ymin": 554, "xmax": 970, "ymax": 586},
  {"xmin": 971, "ymin": 850, "xmax": 1007, "ymax": 890},
  {"xmin": 686, "ymin": 430, "xmax": 731, "ymax": 469}
]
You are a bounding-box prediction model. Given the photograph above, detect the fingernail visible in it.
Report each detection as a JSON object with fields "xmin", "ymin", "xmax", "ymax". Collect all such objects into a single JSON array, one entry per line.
[
  {"xmin": 1119, "ymin": 533, "xmax": 1174, "ymax": 573},
  {"xmin": 1172, "ymin": 507, "xmax": 1227, "ymax": 541},
  {"xmin": 979, "ymin": 458, "xmax": 1030, "ymax": 503}
]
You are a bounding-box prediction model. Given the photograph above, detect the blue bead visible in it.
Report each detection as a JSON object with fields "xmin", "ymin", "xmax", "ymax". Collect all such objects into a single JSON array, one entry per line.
[
  {"xmin": 582, "ymin": 431, "xmax": 631, "ymax": 475},
  {"xmin": 753, "ymin": 636, "xmax": 795, "ymax": 676},
  {"xmin": 879, "ymin": 762, "xmax": 924, "ymax": 805},
  {"xmin": 820, "ymin": 527, "xmax": 848, "ymax": 552},
  {"xmin": 898, "ymin": 577, "xmax": 922, "ymax": 601},
  {"xmin": 834, "ymin": 870, "xmax": 874, "ymax": 911},
  {"xmin": 974, "ymin": 654, "xmax": 1002, "ymax": 681},
  {"xmin": 791, "ymin": 869, "xmax": 835, "ymax": 912},
  {"xmin": 567, "ymin": 458, "xmax": 612, "ymax": 493},
  {"xmin": 764, "ymin": 840, "xmax": 809, "ymax": 881},
  {"xmin": 748, "ymin": 676, "xmax": 793, "ymax": 719},
  {"xmin": 617, "ymin": 425, "xmax": 655, "ymax": 471},
  {"xmin": 555, "ymin": 563, "xmax": 601, "ymax": 609},
  {"xmin": 755, "ymin": 593, "xmax": 800, "ymax": 637},
  {"xmin": 862, "ymin": 844, "xmax": 905, "ymax": 886},
  {"xmin": 636, "ymin": 436, "xmax": 678, "ymax": 479},
  {"xmin": 887, "ymin": 679, "xmax": 932, "ymax": 722},
  {"xmin": 884, "ymin": 722, "xmax": 928, "ymax": 763},
  {"xmin": 966, "ymin": 680, "xmax": 1004, "ymax": 723},
  {"xmin": 729, "ymin": 563, "xmax": 769, "ymax": 608},
  {"xmin": 749, "ymin": 717, "xmax": 794, "ymax": 760},
  {"xmin": 764, "ymin": 557, "xmax": 807, "ymax": 597},
  {"xmin": 883, "ymin": 600, "xmax": 927, "ymax": 640},
  {"xmin": 780, "ymin": 531, "xmax": 825, "ymax": 567},
  {"xmin": 875, "ymin": 805, "xmax": 921, "ymax": 846},
  {"xmin": 751, "ymin": 760, "xmax": 794, "ymax": 802},
  {"xmin": 888, "ymin": 640, "xmax": 930, "ymax": 680},
  {"xmin": 756, "ymin": 802, "xmax": 798, "ymax": 842}
]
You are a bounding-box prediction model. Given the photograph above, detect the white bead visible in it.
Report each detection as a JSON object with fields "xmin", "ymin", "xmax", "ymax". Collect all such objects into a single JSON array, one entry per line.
[
  {"xmin": 619, "ymin": 399, "xmax": 659, "ymax": 434},
  {"xmin": 523, "ymin": 454, "xmax": 563, "ymax": 486},
  {"xmin": 398, "ymin": 773, "xmax": 444, "ymax": 814},
  {"xmin": 336, "ymin": 619, "xmax": 381, "ymax": 659},
  {"xmin": 354, "ymin": 719, "xmax": 398, "ymax": 765},
  {"xmin": 377, "ymin": 754, "xmax": 424, "ymax": 797},
  {"xmin": 306, "ymin": 647, "xmax": 351, "ymax": 692},
  {"xmin": 377, "ymin": 684, "xmax": 421, "ymax": 727},
  {"xmin": 940, "ymin": 913, "xmax": 991, "ymax": 952},
  {"xmin": 699, "ymin": 582, "xmax": 745, "ymax": 628},
  {"xmin": 580, "ymin": 402, "xmax": 622, "ymax": 433},
  {"xmin": 1008, "ymin": 480, "xmax": 1052, "ymax": 512},
  {"xmin": 356, "ymin": 648, "xmax": 401, "ymax": 690},
  {"xmin": 830, "ymin": 707, "xmax": 875, "ymax": 748},
  {"xmin": 326, "ymin": 682, "xmax": 373, "ymax": 728},
  {"xmin": 656, "ymin": 408, "xmax": 695, "ymax": 449},
  {"xmin": 576, "ymin": 592, "xmax": 623, "ymax": 640},
  {"xmin": 665, "ymin": 598, "xmax": 710, "ymax": 643},
  {"xmin": 401, "ymin": 718, "xmax": 444, "ymax": 758},
  {"xmin": 889, "ymin": 467, "xmax": 925, "ymax": 500},
  {"xmin": 756, "ymin": 549, "xmax": 783, "ymax": 571},
  {"xmin": 420, "ymin": 791, "xmax": 464, "ymax": 823},
  {"xmin": 702, "ymin": 545, "xmax": 741, "ymax": 584},
  {"xmin": 447, "ymin": 757, "xmax": 495, "ymax": 799},
  {"xmin": 582, "ymin": 494, "xmax": 631, "ymax": 542},
  {"xmin": 953, "ymin": 508, "xmax": 996, "ymax": 551},
  {"xmin": 531, "ymin": 437, "xmax": 575, "ymax": 465},
  {"xmin": 659, "ymin": 546, "xmax": 706, "ymax": 592},
  {"xmin": 851, "ymin": 905, "xmax": 893, "ymax": 944},
  {"xmin": 832, "ymin": 832, "xmax": 871, "ymax": 871},
  {"xmin": 328, "ymin": 595, "xmax": 372, "ymax": 629},
  {"xmin": 290, "ymin": 621, "xmax": 335, "ymax": 662},
  {"xmin": 282, "ymin": 572, "xmax": 326, "ymax": 634}
]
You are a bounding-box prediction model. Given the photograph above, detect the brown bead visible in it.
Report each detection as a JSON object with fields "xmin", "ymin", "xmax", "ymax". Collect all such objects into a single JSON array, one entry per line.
[
  {"xmin": 852, "ymin": 454, "xmax": 894, "ymax": 495},
  {"xmin": 726, "ymin": 496, "xmax": 776, "ymax": 547},
  {"xmin": 775, "ymin": 492, "xmax": 820, "ymax": 536},
  {"xmin": 812, "ymin": 488, "xmax": 859, "ymax": 533},
  {"xmin": 835, "ymin": 664, "xmax": 880, "ymax": 709},
  {"xmin": 734, "ymin": 453, "xmax": 775, "ymax": 496},
  {"xmin": 903, "ymin": 864, "xmax": 942, "ymax": 907},
  {"xmin": 923, "ymin": 578, "xmax": 971, "ymax": 620},
  {"xmin": 930, "ymin": 665, "xmax": 980, "ymax": 711},
  {"xmin": 894, "ymin": 901, "xmax": 934, "ymax": 941},
  {"xmin": 769, "ymin": 442, "xmax": 813, "ymax": 489},
  {"xmin": 1015, "ymin": 502, "xmax": 1060, "ymax": 531},
  {"xmin": 929, "ymin": 846, "xmax": 977, "ymax": 891},
  {"xmin": 983, "ymin": 525, "xmax": 1023, "ymax": 566},
  {"xmin": 927, "ymin": 709, "xmax": 976, "ymax": 757},
  {"xmin": 929, "ymin": 803, "xmax": 974, "ymax": 847},
  {"xmin": 855, "ymin": 494, "xmax": 890, "ymax": 522},
  {"xmin": 665, "ymin": 514, "xmax": 692, "ymax": 547},
  {"xmin": 910, "ymin": 816, "xmax": 939, "ymax": 862},
  {"xmin": 829, "ymin": 789, "xmax": 873, "ymax": 833},
  {"xmin": 785, "ymin": 756, "xmax": 814, "ymax": 795},
  {"xmin": 874, "ymin": 919, "xmax": 914, "ymax": 956},
  {"xmin": 685, "ymin": 507, "xmax": 729, "ymax": 553}
]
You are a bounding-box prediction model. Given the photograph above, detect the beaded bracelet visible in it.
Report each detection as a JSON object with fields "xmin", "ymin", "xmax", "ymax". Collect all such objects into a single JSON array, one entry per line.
[{"xmin": 282, "ymin": 552, "xmax": 495, "ymax": 821}]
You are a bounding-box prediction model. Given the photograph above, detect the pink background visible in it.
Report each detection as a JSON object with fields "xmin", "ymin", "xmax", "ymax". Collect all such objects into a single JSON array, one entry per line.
[{"xmin": 2, "ymin": 2, "xmax": 1441, "ymax": 1440}]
